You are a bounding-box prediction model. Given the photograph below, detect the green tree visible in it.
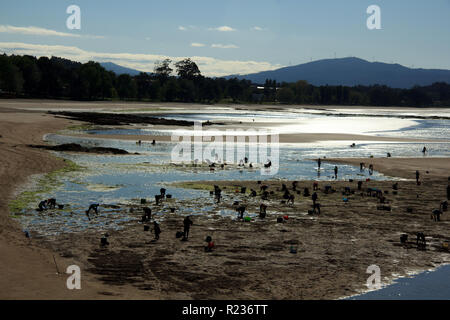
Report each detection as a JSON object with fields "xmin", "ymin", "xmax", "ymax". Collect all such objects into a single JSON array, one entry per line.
[
  {"xmin": 154, "ymin": 59, "xmax": 172, "ymax": 83},
  {"xmin": 135, "ymin": 72, "xmax": 152, "ymax": 100},
  {"xmin": 277, "ymin": 87, "xmax": 295, "ymax": 104},
  {"xmin": 0, "ymin": 55, "xmax": 24, "ymax": 93},
  {"xmin": 175, "ymin": 58, "xmax": 201, "ymax": 80},
  {"xmin": 116, "ymin": 74, "xmax": 137, "ymax": 99}
]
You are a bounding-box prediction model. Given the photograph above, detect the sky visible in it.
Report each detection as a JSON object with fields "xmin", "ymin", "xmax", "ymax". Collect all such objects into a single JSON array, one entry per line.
[{"xmin": 0, "ymin": 0, "xmax": 449, "ymax": 76}]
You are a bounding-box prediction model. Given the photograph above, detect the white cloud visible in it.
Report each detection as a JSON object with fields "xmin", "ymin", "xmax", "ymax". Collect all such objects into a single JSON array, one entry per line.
[
  {"xmin": 251, "ymin": 26, "xmax": 265, "ymax": 31},
  {"xmin": 191, "ymin": 42, "xmax": 205, "ymax": 47},
  {"xmin": 178, "ymin": 26, "xmax": 187, "ymax": 31},
  {"xmin": 0, "ymin": 41, "xmax": 282, "ymax": 77},
  {"xmin": 211, "ymin": 44, "xmax": 239, "ymax": 49},
  {"xmin": 0, "ymin": 25, "xmax": 104, "ymax": 39},
  {"xmin": 209, "ymin": 26, "xmax": 236, "ymax": 32}
]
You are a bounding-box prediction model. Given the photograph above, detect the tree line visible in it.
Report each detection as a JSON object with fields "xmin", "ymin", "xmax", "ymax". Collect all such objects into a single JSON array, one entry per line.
[{"xmin": 0, "ymin": 53, "xmax": 449, "ymax": 107}]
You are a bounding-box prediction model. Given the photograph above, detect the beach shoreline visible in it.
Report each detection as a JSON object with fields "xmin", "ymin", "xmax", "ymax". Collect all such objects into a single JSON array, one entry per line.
[{"xmin": 1, "ymin": 99, "xmax": 449, "ymax": 299}]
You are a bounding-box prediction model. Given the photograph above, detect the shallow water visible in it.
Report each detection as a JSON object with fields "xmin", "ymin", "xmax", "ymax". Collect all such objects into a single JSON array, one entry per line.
[
  {"xmin": 142, "ymin": 107, "xmax": 450, "ymax": 139},
  {"xmin": 19, "ymin": 133, "xmax": 400, "ymax": 236},
  {"xmin": 19, "ymin": 118, "xmax": 449, "ymax": 237},
  {"xmin": 348, "ymin": 264, "xmax": 450, "ymax": 300}
]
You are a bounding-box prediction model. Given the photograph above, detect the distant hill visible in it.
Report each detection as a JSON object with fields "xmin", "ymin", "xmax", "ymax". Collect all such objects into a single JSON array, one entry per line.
[
  {"xmin": 227, "ymin": 57, "xmax": 450, "ymax": 89},
  {"xmin": 100, "ymin": 62, "xmax": 144, "ymax": 76}
]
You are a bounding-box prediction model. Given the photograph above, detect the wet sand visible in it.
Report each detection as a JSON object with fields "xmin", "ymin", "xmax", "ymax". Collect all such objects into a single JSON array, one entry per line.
[
  {"xmin": 45, "ymin": 177, "xmax": 450, "ymax": 299},
  {"xmin": 324, "ymin": 158, "xmax": 450, "ymax": 180},
  {"xmin": 0, "ymin": 106, "xmax": 150, "ymax": 299},
  {"xmin": 71, "ymin": 132, "xmax": 436, "ymax": 144},
  {"xmin": 1, "ymin": 99, "xmax": 449, "ymax": 299}
]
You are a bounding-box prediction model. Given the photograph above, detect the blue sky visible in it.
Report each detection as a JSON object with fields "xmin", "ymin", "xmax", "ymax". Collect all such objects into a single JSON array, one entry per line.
[{"xmin": 0, "ymin": 0, "xmax": 449, "ymax": 76}]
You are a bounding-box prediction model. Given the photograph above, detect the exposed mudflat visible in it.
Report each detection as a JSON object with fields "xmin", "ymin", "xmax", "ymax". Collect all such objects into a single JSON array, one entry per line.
[
  {"xmin": 37, "ymin": 177, "xmax": 450, "ymax": 299},
  {"xmin": 28, "ymin": 143, "xmax": 133, "ymax": 155}
]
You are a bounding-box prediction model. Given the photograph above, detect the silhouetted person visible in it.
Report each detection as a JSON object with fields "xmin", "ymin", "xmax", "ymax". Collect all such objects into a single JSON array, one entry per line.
[
  {"xmin": 205, "ymin": 236, "xmax": 214, "ymax": 252},
  {"xmin": 334, "ymin": 166, "xmax": 338, "ymax": 179},
  {"xmin": 38, "ymin": 200, "xmax": 48, "ymax": 211},
  {"xmin": 151, "ymin": 139, "xmax": 156, "ymax": 145},
  {"xmin": 287, "ymin": 194, "xmax": 295, "ymax": 205},
  {"xmin": 317, "ymin": 158, "xmax": 321, "ymax": 170},
  {"xmin": 183, "ymin": 216, "xmax": 193, "ymax": 240},
  {"xmin": 47, "ymin": 198, "xmax": 56, "ymax": 209},
  {"xmin": 313, "ymin": 203, "xmax": 321, "ymax": 215},
  {"xmin": 259, "ymin": 204, "xmax": 267, "ymax": 218},
  {"xmin": 236, "ymin": 206, "xmax": 246, "ymax": 219},
  {"xmin": 303, "ymin": 187, "xmax": 310, "ymax": 197},
  {"xmin": 100, "ymin": 233, "xmax": 109, "ymax": 247},
  {"xmin": 416, "ymin": 170, "xmax": 420, "ymax": 185},
  {"xmin": 416, "ymin": 232, "xmax": 426, "ymax": 250},
  {"xmin": 142, "ymin": 207, "xmax": 152, "ymax": 222},
  {"xmin": 441, "ymin": 200, "xmax": 448, "ymax": 212},
  {"xmin": 153, "ymin": 221, "xmax": 161, "ymax": 240},
  {"xmin": 312, "ymin": 192, "xmax": 318, "ymax": 206},
  {"xmin": 214, "ymin": 185, "xmax": 222, "ymax": 203},
  {"xmin": 422, "ymin": 146, "xmax": 427, "ymax": 154},
  {"xmin": 431, "ymin": 209, "xmax": 442, "ymax": 222},
  {"xmin": 86, "ymin": 203, "xmax": 99, "ymax": 220}
]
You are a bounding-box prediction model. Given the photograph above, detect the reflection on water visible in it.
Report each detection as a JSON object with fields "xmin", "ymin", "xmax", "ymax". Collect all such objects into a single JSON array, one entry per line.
[
  {"xmin": 17, "ymin": 132, "xmax": 450, "ymax": 237},
  {"xmin": 369, "ymin": 119, "xmax": 450, "ymax": 140}
]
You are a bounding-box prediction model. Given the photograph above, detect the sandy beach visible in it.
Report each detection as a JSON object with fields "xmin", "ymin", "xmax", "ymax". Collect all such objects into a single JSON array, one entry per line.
[
  {"xmin": 1, "ymin": 100, "xmax": 449, "ymax": 300},
  {"xmin": 324, "ymin": 158, "xmax": 450, "ymax": 180},
  {"xmin": 0, "ymin": 104, "xmax": 150, "ymax": 299}
]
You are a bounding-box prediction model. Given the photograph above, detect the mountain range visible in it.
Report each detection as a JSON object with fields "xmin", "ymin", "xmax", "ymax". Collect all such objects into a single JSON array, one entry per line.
[
  {"xmin": 100, "ymin": 58, "xmax": 450, "ymax": 89},
  {"xmin": 227, "ymin": 57, "xmax": 450, "ymax": 89},
  {"xmin": 100, "ymin": 62, "xmax": 144, "ymax": 76}
]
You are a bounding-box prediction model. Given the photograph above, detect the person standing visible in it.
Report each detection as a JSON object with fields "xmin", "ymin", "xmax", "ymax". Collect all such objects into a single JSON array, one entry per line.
[
  {"xmin": 334, "ymin": 166, "xmax": 338, "ymax": 179},
  {"xmin": 416, "ymin": 170, "xmax": 420, "ymax": 185},
  {"xmin": 317, "ymin": 158, "xmax": 321, "ymax": 170},
  {"xmin": 153, "ymin": 221, "xmax": 161, "ymax": 240},
  {"xmin": 183, "ymin": 216, "xmax": 193, "ymax": 240},
  {"xmin": 447, "ymin": 184, "xmax": 450, "ymax": 200},
  {"xmin": 312, "ymin": 192, "xmax": 318, "ymax": 206}
]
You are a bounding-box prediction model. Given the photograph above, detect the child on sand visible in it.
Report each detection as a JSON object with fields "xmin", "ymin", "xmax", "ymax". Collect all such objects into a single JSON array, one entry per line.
[{"xmin": 205, "ymin": 236, "xmax": 214, "ymax": 252}]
